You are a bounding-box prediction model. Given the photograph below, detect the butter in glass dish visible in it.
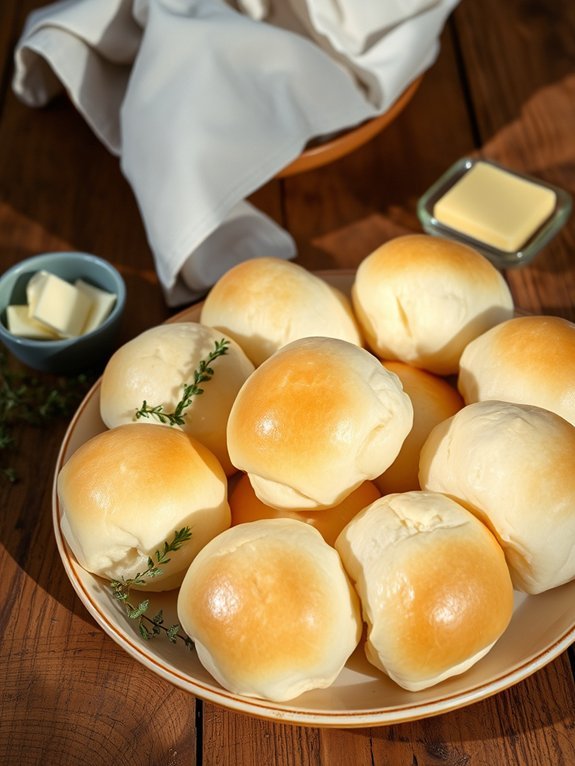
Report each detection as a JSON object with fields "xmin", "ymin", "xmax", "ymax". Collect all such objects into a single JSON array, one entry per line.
[{"xmin": 418, "ymin": 157, "xmax": 572, "ymax": 267}]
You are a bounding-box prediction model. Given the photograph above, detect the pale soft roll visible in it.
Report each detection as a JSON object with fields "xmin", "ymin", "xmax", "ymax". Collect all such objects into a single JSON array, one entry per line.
[
  {"xmin": 335, "ymin": 491, "xmax": 513, "ymax": 691},
  {"xmin": 351, "ymin": 234, "xmax": 514, "ymax": 374},
  {"xmin": 199, "ymin": 257, "xmax": 363, "ymax": 366},
  {"xmin": 229, "ymin": 472, "xmax": 381, "ymax": 547},
  {"xmin": 458, "ymin": 314, "xmax": 575, "ymax": 426},
  {"xmin": 375, "ymin": 361, "xmax": 463, "ymax": 494},
  {"xmin": 58, "ymin": 423, "xmax": 230, "ymax": 591},
  {"xmin": 419, "ymin": 400, "xmax": 575, "ymax": 594},
  {"xmin": 227, "ymin": 336, "xmax": 413, "ymax": 509},
  {"xmin": 177, "ymin": 518, "xmax": 362, "ymax": 701},
  {"xmin": 99, "ymin": 322, "xmax": 254, "ymax": 475}
]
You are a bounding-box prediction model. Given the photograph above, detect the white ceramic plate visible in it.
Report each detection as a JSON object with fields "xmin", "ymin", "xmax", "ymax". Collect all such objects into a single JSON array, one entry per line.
[{"xmin": 52, "ymin": 271, "xmax": 575, "ymax": 727}]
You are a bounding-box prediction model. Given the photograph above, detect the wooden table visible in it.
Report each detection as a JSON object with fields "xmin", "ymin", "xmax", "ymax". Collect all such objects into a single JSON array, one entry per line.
[{"xmin": 1, "ymin": 1, "xmax": 574, "ymax": 763}]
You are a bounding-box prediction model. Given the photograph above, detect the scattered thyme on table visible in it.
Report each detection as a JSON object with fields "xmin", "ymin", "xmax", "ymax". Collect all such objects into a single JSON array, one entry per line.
[
  {"xmin": 134, "ymin": 338, "xmax": 230, "ymax": 426},
  {"xmin": 110, "ymin": 527, "xmax": 194, "ymax": 648},
  {"xmin": 0, "ymin": 352, "xmax": 93, "ymax": 482}
]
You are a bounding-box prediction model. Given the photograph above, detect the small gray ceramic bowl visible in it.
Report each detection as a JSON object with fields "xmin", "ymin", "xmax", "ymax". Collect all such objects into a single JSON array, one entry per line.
[{"xmin": 0, "ymin": 251, "xmax": 126, "ymax": 375}]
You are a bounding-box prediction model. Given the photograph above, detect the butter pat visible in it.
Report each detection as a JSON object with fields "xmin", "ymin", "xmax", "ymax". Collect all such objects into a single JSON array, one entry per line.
[
  {"xmin": 75, "ymin": 279, "xmax": 117, "ymax": 334},
  {"xmin": 26, "ymin": 270, "xmax": 50, "ymax": 315},
  {"xmin": 6, "ymin": 305, "xmax": 59, "ymax": 339},
  {"xmin": 433, "ymin": 162, "xmax": 557, "ymax": 252},
  {"xmin": 32, "ymin": 272, "xmax": 93, "ymax": 337}
]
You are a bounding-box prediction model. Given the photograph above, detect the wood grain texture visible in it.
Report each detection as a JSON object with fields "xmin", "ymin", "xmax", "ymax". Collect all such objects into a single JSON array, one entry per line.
[
  {"xmin": 453, "ymin": 0, "xmax": 575, "ymax": 320},
  {"xmin": 1, "ymin": 0, "xmax": 574, "ymax": 764}
]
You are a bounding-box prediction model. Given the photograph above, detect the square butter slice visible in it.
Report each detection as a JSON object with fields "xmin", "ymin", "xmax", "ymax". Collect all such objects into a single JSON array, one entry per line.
[
  {"xmin": 75, "ymin": 279, "xmax": 117, "ymax": 334},
  {"xmin": 32, "ymin": 273, "xmax": 93, "ymax": 337},
  {"xmin": 6, "ymin": 305, "xmax": 59, "ymax": 339},
  {"xmin": 433, "ymin": 162, "xmax": 557, "ymax": 252}
]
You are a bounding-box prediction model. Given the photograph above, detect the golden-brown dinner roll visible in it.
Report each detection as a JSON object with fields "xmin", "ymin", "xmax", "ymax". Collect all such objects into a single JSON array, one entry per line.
[
  {"xmin": 99, "ymin": 322, "xmax": 254, "ymax": 475},
  {"xmin": 227, "ymin": 336, "xmax": 413, "ymax": 510},
  {"xmin": 199, "ymin": 257, "xmax": 363, "ymax": 366},
  {"xmin": 375, "ymin": 361, "xmax": 463, "ymax": 494},
  {"xmin": 419, "ymin": 400, "xmax": 575, "ymax": 594},
  {"xmin": 335, "ymin": 491, "xmax": 513, "ymax": 691},
  {"xmin": 458, "ymin": 315, "xmax": 575, "ymax": 426},
  {"xmin": 351, "ymin": 234, "xmax": 514, "ymax": 375},
  {"xmin": 177, "ymin": 518, "xmax": 362, "ymax": 701},
  {"xmin": 58, "ymin": 423, "xmax": 230, "ymax": 591},
  {"xmin": 229, "ymin": 473, "xmax": 380, "ymax": 547}
]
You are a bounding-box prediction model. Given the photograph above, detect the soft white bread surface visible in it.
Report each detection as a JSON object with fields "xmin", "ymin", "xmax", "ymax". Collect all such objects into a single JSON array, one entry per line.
[
  {"xmin": 335, "ymin": 491, "xmax": 513, "ymax": 691},
  {"xmin": 58, "ymin": 423, "xmax": 230, "ymax": 591},
  {"xmin": 199, "ymin": 257, "xmax": 363, "ymax": 366},
  {"xmin": 351, "ymin": 234, "xmax": 514, "ymax": 375},
  {"xmin": 229, "ymin": 472, "xmax": 381, "ymax": 547},
  {"xmin": 375, "ymin": 361, "xmax": 463, "ymax": 494},
  {"xmin": 419, "ymin": 400, "xmax": 575, "ymax": 594},
  {"xmin": 99, "ymin": 322, "xmax": 254, "ymax": 475},
  {"xmin": 177, "ymin": 518, "xmax": 362, "ymax": 701},
  {"xmin": 226, "ymin": 336, "xmax": 413, "ymax": 510},
  {"xmin": 458, "ymin": 315, "xmax": 575, "ymax": 426}
]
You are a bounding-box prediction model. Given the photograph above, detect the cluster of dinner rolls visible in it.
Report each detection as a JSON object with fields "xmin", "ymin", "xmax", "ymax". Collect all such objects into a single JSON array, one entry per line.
[
  {"xmin": 352, "ymin": 234, "xmax": 514, "ymax": 374},
  {"xmin": 335, "ymin": 491, "xmax": 514, "ymax": 691},
  {"xmin": 177, "ymin": 519, "xmax": 362, "ymax": 701},
  {"xmin": 227, "ymin": 336, "xmax": 413, "ymax": 509},
  {"xmin": 376, "ymin": 361, "xmax": 463, "ymax": 494},
  {"xmin": 419, "ymin": 400, "xmax": 575, "ymax": 594},
  {"xmin": 57, "ymin": 233, "xmax": 575, "ymax": 703},
  {"xmin": 200, "ymin": 256, "xmax": 363, "ymax": 365},
  {"xmin": 58, "ymin": 423, "xmax": 230, "ymax": 591},
  {"xmin": 458, "ymin": 314, "xmax": 575, "ymax": 426},
  {"xmin": 229, "ymin": 474, "xmax": 381, "ymax": 547},
  {"xmin": 99, "ymin": 322, "xmax": 254, "ymax": 475}
]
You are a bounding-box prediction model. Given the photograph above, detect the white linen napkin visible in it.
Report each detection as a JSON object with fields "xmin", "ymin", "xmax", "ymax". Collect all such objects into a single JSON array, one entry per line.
[{"xmin": 13, "ymin": 0, "xmax": 458, "ymax": 305}]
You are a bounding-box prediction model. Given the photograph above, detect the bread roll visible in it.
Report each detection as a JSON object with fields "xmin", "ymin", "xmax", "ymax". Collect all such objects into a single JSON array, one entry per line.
[
  {"xmin": 177, "ymin": 518, "xmax": 362, "ymax": 701},
  {"xmin": 229, "ymin": 473, "xmax": 380, "ymax": 547},
  {"xmin": 351, "ymin": 234, "xmax": 514, "ymax": 375},
  {"xmin": 335, "ymin": 491, "xmax": 513, "ymax": 691},
  {"xmin": 57, "ymin": 423, "xmax": 230, "ymax": 591},
  {"xmin": 99, "ymin": 322, "xmax": 254, "ymax": 475},
  {"xmin": 227, "ymin": 336, "xmax": 413, "ymax": 510},
  {"xmin": 200, "ymin": 257, "xmax": 363, "ymax": 366},
  {"xmin": 458, "ymin": 315, "xmax": 575, "ymax": 426},
  {"xmin": 419, "ymin": 400, "xmax": 575, "ymax": 594},
  {"xmin": 375, "ymin": 361, "xmax": 463, "ymax": 494}
]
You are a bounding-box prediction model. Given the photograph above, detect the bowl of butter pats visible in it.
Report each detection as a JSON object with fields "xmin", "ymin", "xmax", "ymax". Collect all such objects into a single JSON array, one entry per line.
[{"xmin": 0, "ymin": 251, "xmax": 126, "ymax": 374}]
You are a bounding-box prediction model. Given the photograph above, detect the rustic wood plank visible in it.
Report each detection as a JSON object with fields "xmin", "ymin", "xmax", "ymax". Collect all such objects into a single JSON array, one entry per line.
[
  {"xmin": 453, "ymin": 0, "xmax": 575, "ymax": 319},
  {"xmin": 0, "ymin": 412, "xmax": 199, "ymax": 764},
  {"xmin": 201, "ymin": 706, "xmax": 323, "ymax": 766},
  {"xmin": 1, "ymin": 1, "xmax": 574, "ymax": 764},
  {"xmin": 202, "ymin": 650, "xmax": 575, "ymax": 766}
]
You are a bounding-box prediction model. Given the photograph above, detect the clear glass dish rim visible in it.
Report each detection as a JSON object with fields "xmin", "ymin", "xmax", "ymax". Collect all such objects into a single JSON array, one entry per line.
[{"xmin": 417, "ymin": 157, "xmax": 572, "ymax": 267}]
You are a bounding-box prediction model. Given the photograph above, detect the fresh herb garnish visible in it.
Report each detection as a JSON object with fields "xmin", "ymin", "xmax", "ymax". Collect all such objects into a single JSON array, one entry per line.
[
  {"xmin": 110, "ymin": 527, "xmax": 194, "ymax": 648},
  {"xmin": 134, "ymin": 338, "xmax": 230, "ymax": 426},
  {"xmin": 0, "ymin": 352, "xmax": 93, "ymax": 482}
]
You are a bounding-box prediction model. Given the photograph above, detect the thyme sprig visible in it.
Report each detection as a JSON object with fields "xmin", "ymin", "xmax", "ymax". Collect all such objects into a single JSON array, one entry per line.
[
  {"xmin": 110, "ymin": 527, "xmax": 194, "ymax": 648},
  {"xmin": 0, "ymin": 352, "xmax": 93, "ymax": 482},
  {"xmin": 134, "ymin": 338, "xmax": 230, "ymax": 426}
]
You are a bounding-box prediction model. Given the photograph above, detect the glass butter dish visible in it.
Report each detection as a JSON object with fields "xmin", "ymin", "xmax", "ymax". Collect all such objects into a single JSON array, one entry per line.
[{"xmin": 417, "ymin": 157, "xmax": 572, "ymax": 267}]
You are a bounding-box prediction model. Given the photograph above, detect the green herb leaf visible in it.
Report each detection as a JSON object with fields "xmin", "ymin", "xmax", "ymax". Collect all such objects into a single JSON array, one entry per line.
[
  {"xmin": 110, "ymin": 528, "xmax": 194, "ymax": 649},
  {"xmin": 134, "ymin": 338, "xmax": 230, "ymax": 426},
  {"xmin": 128, "ymin": 600, "xmax": 150, "ymax": 619},
  {"xmin": 0, "ymin": 352, "xmax": 94, "ymax": 481}
]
